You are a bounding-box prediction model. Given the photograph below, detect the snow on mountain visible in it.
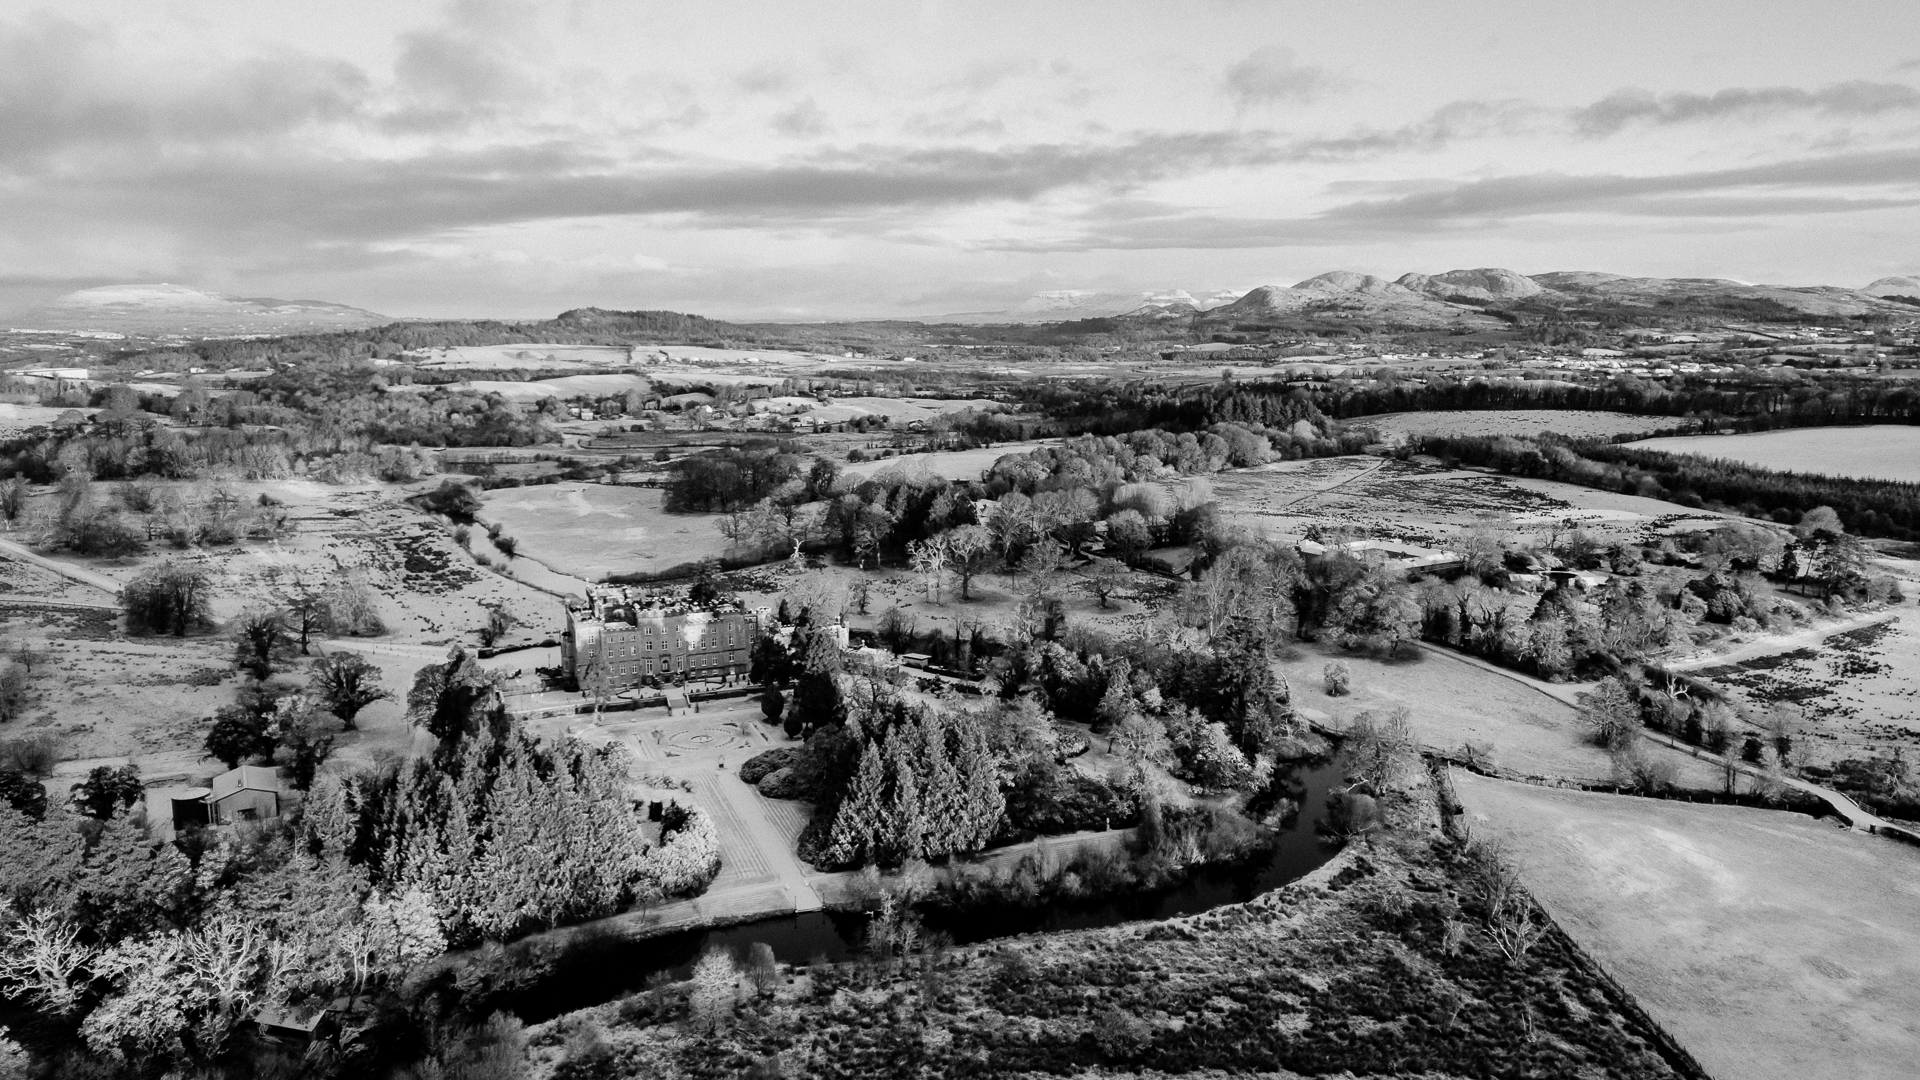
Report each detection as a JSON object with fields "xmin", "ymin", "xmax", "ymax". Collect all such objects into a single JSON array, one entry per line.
[{"xmin": 927, "ymin": 288, "xmax": 1238, "ymax": 324}]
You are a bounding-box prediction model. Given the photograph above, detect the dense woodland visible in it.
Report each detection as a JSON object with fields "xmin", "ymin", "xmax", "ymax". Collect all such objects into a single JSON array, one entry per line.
[{"xmin": 0, "ymin": 633, "xmax": 714, "ymax": 1078}]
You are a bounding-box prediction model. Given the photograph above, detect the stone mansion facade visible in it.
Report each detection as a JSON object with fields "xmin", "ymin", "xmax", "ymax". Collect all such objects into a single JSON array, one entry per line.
[{"xmin": 561, "ymin": 586, "xmax": 767, "ymax": 691}]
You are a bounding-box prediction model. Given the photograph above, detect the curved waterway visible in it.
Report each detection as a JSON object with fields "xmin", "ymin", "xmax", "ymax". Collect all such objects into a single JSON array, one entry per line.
[{"xmin": 499, "ymin": 754, "xmax": 1345, "ymax": 1024}]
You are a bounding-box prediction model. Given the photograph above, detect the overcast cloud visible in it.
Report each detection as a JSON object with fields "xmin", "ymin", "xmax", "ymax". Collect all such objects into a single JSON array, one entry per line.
[{"xmin": 2, "ymin": 0, "xmax": 1918, "ymax": 319}]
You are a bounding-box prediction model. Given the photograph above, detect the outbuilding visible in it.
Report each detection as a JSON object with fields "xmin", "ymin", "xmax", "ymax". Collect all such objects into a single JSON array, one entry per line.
[{"xmin": 208, "ymin": 765, "xmax": 283, "ymax": 825}]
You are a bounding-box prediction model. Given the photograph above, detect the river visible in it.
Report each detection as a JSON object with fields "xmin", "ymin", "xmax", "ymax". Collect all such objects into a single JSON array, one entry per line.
[{"xmin": 491, "ymin": 754, "xmax": 1347, "ymax": 1025}]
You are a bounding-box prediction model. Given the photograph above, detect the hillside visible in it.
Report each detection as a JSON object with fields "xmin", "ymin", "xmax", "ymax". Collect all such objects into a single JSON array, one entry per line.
[
  {"xmin": 1198, "ymin": 272, "xmax": 1509, "ymax": 331},
  {"xmin": 1528, "ymin": 271, "xmax": 1906, "ymax": 319},
  {"xmin": 1865, "ymin": 276, "xmax": 1920, "ymax": 299}
]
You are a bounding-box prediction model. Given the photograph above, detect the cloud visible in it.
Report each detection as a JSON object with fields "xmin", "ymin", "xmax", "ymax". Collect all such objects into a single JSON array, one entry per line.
[
  {"xmin": 383, "ymin": 26, "xmax": 536, "ymax": 130},
  {"xmin": 1573, "ymin": 81, "xmax": 1920, "ymax": 135},
  {"xmin": 771, "ymin": 99, "xmax": 831, "ymax": 137},
  {"xmin": 0, "ymin": 14, "xmax": 371, "ymax": 164},
  {"xmin": 1322, "ymin": 150, "xmax": 1920, "ymax": 223},
  {"xmin": 1223, "ymin": 46, "xmax": 1339, "ymax": 108},
  {"xmin": 6, "ymin": 130, "xmax": 1296, "ymax": 260},
  {"xmin": 1282, "ymin": 99, "xmax": 1542, "ymax": 159},
  {"xmin": 996, "ymin": 149, "xmax": 1920, "ymax": 250}
]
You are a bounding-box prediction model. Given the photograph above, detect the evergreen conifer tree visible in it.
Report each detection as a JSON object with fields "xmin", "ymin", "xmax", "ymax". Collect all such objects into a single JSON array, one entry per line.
[
  {"xmin": 824, "ymin": 740, "xmax": 888, "ymax": 867},
  {"xmin": 881, "ymin": 735, "xmax": 925, "ymax": 865}
]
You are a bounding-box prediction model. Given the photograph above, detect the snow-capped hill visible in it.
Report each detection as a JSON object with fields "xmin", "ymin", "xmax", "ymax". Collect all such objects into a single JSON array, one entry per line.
[
  {"xmin": 1398, "ymin": 268, "xmax": 1545, "ymax": 301},
  {"xmin": 1205, "ymin": 278, "xmax": 1503, "ymax": 330},
  {"xmin": 19, "ymin": 283, "xmax": 388, "ymax": 335}
]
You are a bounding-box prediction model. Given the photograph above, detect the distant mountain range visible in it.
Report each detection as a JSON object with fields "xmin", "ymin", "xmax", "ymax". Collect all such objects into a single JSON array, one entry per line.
[
  {"xmin": 10, "ymin": 284, "xmax": 388, "ymax": 336},
  {"xmin": 9, "ymin": 273, "xmax": 1916, "ymax": 340},
  {"xmin": 925, "ymin": 269, "xmax": 1920, "ymax": 327},
  {"xmin": 931, "ymin": 288, "xmax": 1242, "ymax": 325}
]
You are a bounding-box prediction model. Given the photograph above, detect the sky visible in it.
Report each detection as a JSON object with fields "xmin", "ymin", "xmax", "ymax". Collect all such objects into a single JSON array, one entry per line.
[{"xmin": 2, "ymin": 0, "xmax": 1919, "ymax": 320}]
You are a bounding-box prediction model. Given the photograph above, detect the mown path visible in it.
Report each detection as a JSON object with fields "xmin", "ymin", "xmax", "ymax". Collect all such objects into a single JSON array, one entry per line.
[{"xmin": 1416, "ymin": 640, "xmax": 1916, "ymax": 842}]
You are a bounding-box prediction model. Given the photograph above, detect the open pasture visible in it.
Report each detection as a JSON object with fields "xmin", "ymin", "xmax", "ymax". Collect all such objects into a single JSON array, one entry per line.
[
  {"xmin": 1215, "ymin": 456, "xmax": 1718, "ymax": 546},
  {"xmin": 0, "ymin": 475, "xmax": 568, "ymax": 798},
  {"xmin": 1361, "ymin": 408, "xmax": 1681, "ymax": 441},
  {"xmin": 1454, "ymin": 770, "xmax": 1920, "ymax": 1080},
  {"xmin": 0, "ymin": 402, "xmax": 96, "ymax": 435},
  {"xmin": 760, "ymin": 394, "xmax": 1002, "ymax": 425},
  {"xmin": 409, "ymin": 344, "xmax": 635, "ymax": 370},
  {"xmin": 642, "ymin": 345, "xmax": 845, "ymax": 367},
  {"xmin": 479, "ymin": 482, "xmax": 730, "ymax": 581},
  {"xmin": 1686, "ymin": 611, "xmax": 1920, "ymax": 764},
  {"xmin": 839, "ymin": 440, "xmax": 1050, "ymax": 481},
  {"xmin": 389, "ymin": 373, "xmax": 651, "ymax": 403},
  {"xmin": 1627, "ymin": 425, "xmax": 1920, "ymax": 483}
]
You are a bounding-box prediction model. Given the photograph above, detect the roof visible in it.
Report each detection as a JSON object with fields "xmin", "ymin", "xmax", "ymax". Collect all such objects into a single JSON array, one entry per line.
[
  {"xmin": 210, "ymin": 765, "xmax": 283, "ymax": 802},
  {"xmin": 254, "ymin": 1001, "xmax": 332, "ymax": 1033}
]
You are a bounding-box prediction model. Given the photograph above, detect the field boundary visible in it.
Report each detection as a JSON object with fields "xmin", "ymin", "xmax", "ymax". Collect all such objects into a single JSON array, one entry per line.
[
  {"xmin": 1432, "ymin": 758, "xmax": 1713, "ymax": 1079},
  {"xmin": 1440, "ymin": 764, "xmax": 1716, "ymax": 1080},
  {"xmin": 1540, "ymin": 920, "xmax": 1717, "ymax": 1080}
]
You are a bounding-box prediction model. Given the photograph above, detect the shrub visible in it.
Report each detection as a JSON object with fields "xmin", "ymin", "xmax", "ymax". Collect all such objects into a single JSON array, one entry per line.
[
  {"xmin": 0, "ymin": 769, "xmax": 47, "ymax": 819},
  {"xmin": 633, "ymin": 804, "xmax": 721, "ymax": 901},
  {"xmin": 1323, "ymin": 660, "xmax": 1351, "ymax": 697},
  {"xmin": 756, "ymin": 768, "xmax": 810, "ymax": 800},
  {"xmin": 417, "ymin": 480, "xmax": 484, "ymax": 522},
  {"xmin": 740, "ymin": 747, "xmax": 802, "ymax": 785},
  {"xmin": 0, "ymin": 733, "xmax": 60, "ymax": 775},
  {"xmin": 1005, "ymin": 769, "xmax": 1135, "ymax": 836},
  {"xmin": 0, "ymin": 662, "xmax": 29, "ymax": 723},
  {"xmin": 124, "ymin": 561, "xmax": 214, "ymax": 637}
]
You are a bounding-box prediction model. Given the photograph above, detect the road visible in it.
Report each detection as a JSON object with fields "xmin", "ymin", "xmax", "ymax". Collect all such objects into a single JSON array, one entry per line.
[{"xmin": 0, "ymin": 536, "xmax": 124, "ymax": 597}]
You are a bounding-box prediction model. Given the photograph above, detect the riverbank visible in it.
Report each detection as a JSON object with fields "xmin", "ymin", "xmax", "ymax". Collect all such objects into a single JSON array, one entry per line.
[
  {"xmin": 429, "ymin": 754, "xmax": 1344, "ymax": 1026},
  {"xmin": 520, "ymin": 755, "xmax": 1705, "ymax": 1080}
]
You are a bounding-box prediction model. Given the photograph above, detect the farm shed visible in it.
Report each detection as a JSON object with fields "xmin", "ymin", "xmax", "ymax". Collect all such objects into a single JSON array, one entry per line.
[{"xmin": 208, "ymin": 765, "xmax": 285, "ymax": 824}]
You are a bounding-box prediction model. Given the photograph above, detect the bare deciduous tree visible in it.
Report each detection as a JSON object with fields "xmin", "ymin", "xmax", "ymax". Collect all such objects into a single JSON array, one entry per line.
[{"xmin": 0, "ymin": 910, "xmax": 96, "ymax": 1016}]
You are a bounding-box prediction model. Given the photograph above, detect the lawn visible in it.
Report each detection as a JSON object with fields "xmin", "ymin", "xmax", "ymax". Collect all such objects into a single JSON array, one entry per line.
[
  {"xmin": 480, "ymin": 482, "xmax": 731, "ymax": 581},
  {"xmin": 1453, "ymin": 769, "xmax": 1920, "ymax": 1080},
  {"xmin": 1283, "ymin": 641, "xmax": 1617, "ymax": 779},
  {"xmin": 1281, "ymin": 642, "xmax": 1724, "ymax": 789}
]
